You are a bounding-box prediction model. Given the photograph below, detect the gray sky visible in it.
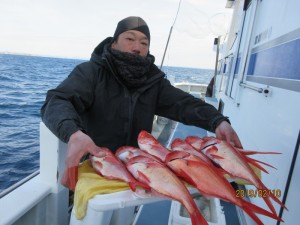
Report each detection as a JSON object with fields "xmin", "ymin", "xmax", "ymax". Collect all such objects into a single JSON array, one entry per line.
[{"xmin": 0, "ymin": 0, "xmax": 232, "ymax": 69}]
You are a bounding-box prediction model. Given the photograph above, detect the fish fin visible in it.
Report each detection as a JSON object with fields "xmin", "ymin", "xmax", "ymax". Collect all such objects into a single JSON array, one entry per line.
[
  {"xmin": 255, "ymin": 175, "xmax": 288, "ymax": 212},
  {"xmin": 127, "ymin": 155, "xmax": 156, "ymax": 165},
  {"xmin": 128, "ymin": 182, "xmax": 136, "ymax": 192},
  {"xmin": 165, "ymin": 151, "xmax": 190, "ymax": 162},
  {"xmin": 128, "ymin": 181, "xmax": 151, "ymax": 192},
  {"xmin": 246, "ymin": 157, "xmax": 270, "ymax": 174},
  {"xmin": 186, "ymin": 159, "xmax": 206, "ymax": 167},
  {"xmin": 256, "ymin": 186, "xmax": 288, "ymax": 215},
  {"xmin": 137, "ymin": 171, "xmax": 151, "ymax": 184},
  {"xmin": 248, "ymin": 157, "xmax": 277, "ymax": 170},
  {"xmin": 241, "ymin": 200, "xmax": 284, "ymax": 223},
  {"xmin": 167, "ymin": 160, "xmax": 196, "ymax": 186},
  {"xmin": 138, "ymin": 182, "xmax": 152, "ymax": 190},
  {"xmin": 267, "ymin": 190, "xmax": 288, "ymax": 211},
  {"xmin": 238, "ymin": 149, "xmax": 282, "ymax": 155},
  {"xmin": 264, "ymin": 196, "xmax": 278, "ymax": 215},
  {"xmin": 210, "ymin": 154, "xmax": 224, "ymax": 159},
  {"xmin": 242, "ymin": 209, "xmax": 264, "ymax": 225},
  {"xmin": 150, "ymin": 189, "xmax": 164, "ymax": 198},
  {"xmin": 241, "ymin": 205, "xmax": 271, "ymax": 225}
]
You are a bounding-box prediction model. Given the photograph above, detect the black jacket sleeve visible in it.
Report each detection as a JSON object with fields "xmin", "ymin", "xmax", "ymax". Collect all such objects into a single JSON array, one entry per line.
[
  {"xmin": 155, "ymin": 79, "xmax": 229, "ymax": 132},
  {"xmin": 40, "ymin": 62, "xmax": 96, "ymax": 142}
]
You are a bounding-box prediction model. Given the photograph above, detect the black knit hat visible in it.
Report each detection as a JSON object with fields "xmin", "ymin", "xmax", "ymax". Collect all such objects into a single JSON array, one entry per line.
[{"xmin": 113, "ymin": 16, "xmax": 150, "ymax": 42}]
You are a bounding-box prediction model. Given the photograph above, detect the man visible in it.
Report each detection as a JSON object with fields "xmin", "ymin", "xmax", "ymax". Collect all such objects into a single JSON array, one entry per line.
[{"xmin": 41, "ymin": 16, "xmax": 242, "ymax": 190}]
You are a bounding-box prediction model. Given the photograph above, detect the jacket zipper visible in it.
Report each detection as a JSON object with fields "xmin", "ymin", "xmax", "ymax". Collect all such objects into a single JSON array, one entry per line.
[
  {"xmin": 125, "ymin": 88, "xmax": 133, "ymax": 145},
  {"xmin": 102, "ymin": 57, "xmax": 165, "ymax": 144}
]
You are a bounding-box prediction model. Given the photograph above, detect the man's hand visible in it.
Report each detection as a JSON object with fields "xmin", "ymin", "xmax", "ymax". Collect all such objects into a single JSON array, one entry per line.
[
  {"xmin": 215, "ymin": 121, "xmax": 243, "ymax": 148},
  {"xmin": 61, "ymin": 130, "xmax": 106, "ymax": 190}
]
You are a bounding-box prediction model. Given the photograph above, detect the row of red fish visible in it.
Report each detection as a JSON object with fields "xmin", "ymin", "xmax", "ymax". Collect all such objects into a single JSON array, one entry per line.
[{"xmin": 89, "ymin": 131, "xmax": 287, "ymax": 225}]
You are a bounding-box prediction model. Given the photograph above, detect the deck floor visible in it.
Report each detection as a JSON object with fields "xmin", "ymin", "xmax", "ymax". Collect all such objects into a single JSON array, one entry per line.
[{"xmin": 135, "ymin": 200, "xmax": 172, "ymax": 225}]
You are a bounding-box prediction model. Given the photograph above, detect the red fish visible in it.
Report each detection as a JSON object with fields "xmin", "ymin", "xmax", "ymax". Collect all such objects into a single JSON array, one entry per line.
[
  {"xmin": 126, "ymin": 155, "xmax": 208, "ymax": 225},
  {"xmin": 186, "ymin": 136, "xmax": 287, "ymax": 215},
  {"xmin": 185, "ymin": 136, "xmax": 280, "ymax": 172},
  {"xmin": 90, "ymin": 148, "xmax": 148, "ymax": 191},
  {"xmin": 186, "ymin": 135, "xmax": 279, "ymax": 173},
  {"xmin": 186, "ymin": 136, "xmax": 281, "ymax": 165},
  {"xmin": 165, "ymin": 151, "xmax": 283, "ymax": 225},
  {"xmin": 137, "ymin": 130, "xmax": 170, "ymax": 161}
]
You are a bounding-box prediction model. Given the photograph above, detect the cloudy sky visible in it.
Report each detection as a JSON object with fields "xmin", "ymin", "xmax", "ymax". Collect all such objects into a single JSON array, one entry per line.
[{"xmin": 0, "ymin": 0, "xmax": 232, "ymax": 69}]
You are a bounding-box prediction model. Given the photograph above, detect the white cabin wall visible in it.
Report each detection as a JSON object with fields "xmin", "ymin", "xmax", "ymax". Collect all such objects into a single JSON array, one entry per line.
[
  {"xmin": 216, "ymin": 0, "xmax": 300, "ymax": 224},
  {"xmin": 254, "ymin": 0, "xmax": 300, "ymax": 39}
]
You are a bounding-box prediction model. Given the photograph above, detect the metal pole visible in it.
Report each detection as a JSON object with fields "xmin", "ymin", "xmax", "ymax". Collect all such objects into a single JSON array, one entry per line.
[
  {"xmin": 213, "ymin": 36, "xmax": 220, "ymax": 97},
  {"xmin": 160, "ymin": 26, "xmax": 173, "ymax": 69},
  {"xmin": 159, "ymin": 0, "xmax": 182, "ymax": 70}
]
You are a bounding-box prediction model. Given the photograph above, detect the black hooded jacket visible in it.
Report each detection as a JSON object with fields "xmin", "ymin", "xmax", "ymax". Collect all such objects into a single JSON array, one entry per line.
[{"xmin": 41, "ymin": 37, "xmax": 228, "ymax": 152}]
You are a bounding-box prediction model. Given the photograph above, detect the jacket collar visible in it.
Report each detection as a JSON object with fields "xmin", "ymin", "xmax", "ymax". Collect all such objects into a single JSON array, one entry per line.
[{"xmin": 90, "ymin": 37, "xmax": 166, "ymax": 89}]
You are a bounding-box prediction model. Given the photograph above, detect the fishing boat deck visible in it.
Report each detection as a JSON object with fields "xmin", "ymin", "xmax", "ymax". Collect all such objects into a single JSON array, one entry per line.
[
  {"xmin": 134, "ymin": 121, "xmax": 241, "ymax": 225},
  {"xmin": 135, "ymin": 200, "xmax": 172, "ymax": 225}
]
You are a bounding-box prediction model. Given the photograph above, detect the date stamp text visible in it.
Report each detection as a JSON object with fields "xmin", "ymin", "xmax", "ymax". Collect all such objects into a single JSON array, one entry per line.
[{"xmin": 235, "ymin": 189, "xmax": 281, "ymax": 198}]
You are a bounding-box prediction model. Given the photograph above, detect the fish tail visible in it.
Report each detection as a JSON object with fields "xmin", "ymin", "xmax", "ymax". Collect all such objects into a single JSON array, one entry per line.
[
  {"xmin": 239, "ymin": 150, "xmax": 282, "ymax": 155},
  {"xmin": 257, "ymin": 182, "xmax": 288, "ymax": 213},
  {"xmin": 241, "ymin": 207, "xmax": 265, "ymax": 225},
  {"xmin": 241, "ymin": 200, "xmax": 283, "ymax": 223},
  {"xmin": 269, "ymin": 190, "xmax": 288, "ymax": 211},
  {"xmin": 262, "ymin": 192, "xmax": 277, "ymax": 215},
  {"xmin": 259, "ymin": 189, "xmax": 289, "ymax": 216},
  {"xmin": 190, "ymin": 210, "xmax": 208, "ymax": 225}
]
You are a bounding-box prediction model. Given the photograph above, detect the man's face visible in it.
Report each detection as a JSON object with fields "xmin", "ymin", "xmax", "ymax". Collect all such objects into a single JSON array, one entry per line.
[{"xmin": 111, "ymin": 30, "xmax": 149, "ymax": 57}]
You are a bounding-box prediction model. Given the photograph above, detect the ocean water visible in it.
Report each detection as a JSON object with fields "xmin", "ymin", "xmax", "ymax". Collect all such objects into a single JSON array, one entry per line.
[{"xmin": 0, "ymin": 53, "xmax": 213, "ymax": 193}]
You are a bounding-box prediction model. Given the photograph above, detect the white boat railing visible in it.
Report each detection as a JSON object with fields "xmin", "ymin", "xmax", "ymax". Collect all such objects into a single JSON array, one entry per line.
[
  {"xmin": 0, "ymin": 170, "xmax": 39, "ymax": 198},
  {"xmin": 174, "ymin": 82, "xmax": 208, "ymax": 100},
  {"xmin": 0, "ymin": 122, "xmax": 69, "ymax": 225}
]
